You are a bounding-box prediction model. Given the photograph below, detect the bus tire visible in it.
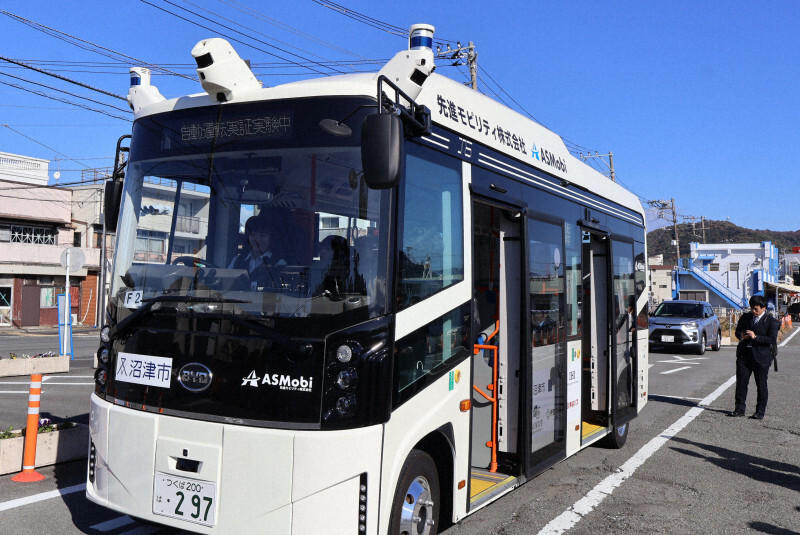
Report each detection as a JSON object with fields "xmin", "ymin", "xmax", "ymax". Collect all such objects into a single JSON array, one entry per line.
[
  {"xmin": 603, "ymin": 422, "xmax": 629, "ymax": 449},
  {"xmin": 389, "ymin": 449, "xmax": 440, "ymax": 535}
]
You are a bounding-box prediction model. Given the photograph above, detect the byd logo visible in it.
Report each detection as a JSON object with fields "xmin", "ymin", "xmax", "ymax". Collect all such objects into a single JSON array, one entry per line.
[{"xmin": 177, "ymin": 363, "xmax": 213, "ymax": 392}]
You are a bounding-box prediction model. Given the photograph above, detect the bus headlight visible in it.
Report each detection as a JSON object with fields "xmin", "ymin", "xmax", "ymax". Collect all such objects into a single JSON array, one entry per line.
[
  {"xmin": 95, "ymin": 368, "xmax": 107, "ymax": 388},
  {"xmin": 335, "ymin": 394, "xmax": 357, "ymax": 416},
  {"xmin": 336, "ymin": 369, "xmax": 357, "ymax": 389},
  {"xmin": 100, "ymin": 325, "xmax": 111, "ymax": 343},
  {"xmin": 336, "ymin": 344, "xmax": 353, "ymax": 363},
  {"xmin": 97, "ymin": 348, "xmax": 109, "ymax": 364}
]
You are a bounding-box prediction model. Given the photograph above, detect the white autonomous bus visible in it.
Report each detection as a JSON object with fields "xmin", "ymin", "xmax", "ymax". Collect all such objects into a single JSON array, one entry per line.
[{"xmin": 88, "ymin": 24, "xmax": 649, "ymax": 535}]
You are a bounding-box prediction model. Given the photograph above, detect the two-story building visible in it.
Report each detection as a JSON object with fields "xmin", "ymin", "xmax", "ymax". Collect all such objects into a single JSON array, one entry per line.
[
  {"xmin": 0, "ymin": 151, "xmax": 100, "ymax": 328},
  {"xmin": 674, "ymin": 241, "xmax": 779, "ymax": 309}
]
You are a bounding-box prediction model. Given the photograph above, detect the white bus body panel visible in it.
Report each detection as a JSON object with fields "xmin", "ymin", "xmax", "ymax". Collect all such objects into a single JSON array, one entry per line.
[
  {"xmin": 564, "ymin": 339, "xmax": 583, "ymax": 457},
  {"xmin": 87, "ymin": 394, "xmax": 383, "ymax": 534},
  {"xmin": 378, "ymin": 359, "xmax": 473, "ymax": 532}
]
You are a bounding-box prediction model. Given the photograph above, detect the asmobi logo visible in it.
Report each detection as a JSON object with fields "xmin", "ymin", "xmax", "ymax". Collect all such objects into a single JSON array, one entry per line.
[
  {"xmin": 531, "ymin": 143, "xmax": 568, "ymax": 174},
  {"xmin": 241, "ymin": 371, "xmax": 313, "ymax": 392}
]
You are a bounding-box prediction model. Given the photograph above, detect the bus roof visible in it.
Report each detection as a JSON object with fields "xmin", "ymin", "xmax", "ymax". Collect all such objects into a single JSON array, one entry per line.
[{"xmin": 129, "ymin": 39, "xmax": 644, "ymax": 222}]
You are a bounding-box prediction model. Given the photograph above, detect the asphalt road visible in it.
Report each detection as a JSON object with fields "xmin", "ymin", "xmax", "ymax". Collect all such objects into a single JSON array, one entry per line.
[
  {"xmin": 0, "ymin": 332, "xmax": 100, "ymax": 429},
  {"xmin": 1, "ymin": 329, "xmax": 798, "ymax": 534}
]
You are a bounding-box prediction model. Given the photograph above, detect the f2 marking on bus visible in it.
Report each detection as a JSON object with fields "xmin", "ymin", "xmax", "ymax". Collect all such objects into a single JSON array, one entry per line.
[{"xmin": 124, "ymin": 291, "xmax": 143, "ymax": 309}]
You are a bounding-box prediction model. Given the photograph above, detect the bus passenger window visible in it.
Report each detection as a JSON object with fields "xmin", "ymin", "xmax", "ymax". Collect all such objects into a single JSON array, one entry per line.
[
  {"xmin": 395, "ymin": 304, "xmax": 470, "ymax": 398},
  {"xmin": 397, "ymin": 145, "xmax": 463, "ymax": 310}
]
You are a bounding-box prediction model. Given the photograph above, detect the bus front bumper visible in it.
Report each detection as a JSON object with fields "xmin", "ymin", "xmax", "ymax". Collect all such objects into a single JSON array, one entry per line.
[{"xmin": 86, "ymin": 393, "xmax": 381, "ymax": 534}]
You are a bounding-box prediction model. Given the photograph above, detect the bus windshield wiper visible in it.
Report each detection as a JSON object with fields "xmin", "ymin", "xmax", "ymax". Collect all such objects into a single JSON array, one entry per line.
[{"xmin": 110, "ymin": 295, "xmax": 250, "ymax": 338}]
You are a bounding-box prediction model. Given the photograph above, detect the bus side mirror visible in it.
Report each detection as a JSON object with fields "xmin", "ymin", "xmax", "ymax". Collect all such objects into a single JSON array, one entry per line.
[
  {"xmin": 104, "ymin": 180, "xmax": 124, "ymax": 233},
  {"xmin": 361, "ymin": 113, "xmax": 404, "ymax": 189}
]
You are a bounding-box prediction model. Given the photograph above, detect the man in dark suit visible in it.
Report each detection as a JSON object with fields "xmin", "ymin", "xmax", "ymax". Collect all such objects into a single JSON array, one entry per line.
[{"xmin": 728, "ymin": 295, "xmax": 780, "ymax": 420}]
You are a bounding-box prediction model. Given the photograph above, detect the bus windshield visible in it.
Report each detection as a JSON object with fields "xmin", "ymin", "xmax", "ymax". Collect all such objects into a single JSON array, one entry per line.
[{"xmin": 111, "ymin": 98, "xmax": 389, "ymax": 330}]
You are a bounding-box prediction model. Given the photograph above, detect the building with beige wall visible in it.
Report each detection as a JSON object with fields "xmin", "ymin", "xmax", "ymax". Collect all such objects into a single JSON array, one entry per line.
[{"xmin": 0, "ymin": 151, "xmax": 101, "ymax": 328}]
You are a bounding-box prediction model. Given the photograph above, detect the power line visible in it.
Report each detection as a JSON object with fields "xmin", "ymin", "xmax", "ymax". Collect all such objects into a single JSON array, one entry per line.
[
  {"xmin": 2, "ymin": 124, "xmax": 90, "ymax": 169},
  {"xmin": 0, "ymin": 56, "xmax": 126, "ymax": 101},
  {"xmin": 173, "ymin": 0, "xmax": 357, "ymax": 67},
  {"xmin": 0, "ymin": 71, "xmax": 129, "ymax": 114},
  {"xmin": 0, "ymin": 78, "xmax": 130, "ymax": 121},
  {"xmin": 212, "ymin": 0, "xmax": 370, "ymax": 59},
  {"xmin": 140, "ymin": 0, "xmax": 342, "ymax": 76},
  {"xmin": 0, "ymin": 10, "xmax": 195, "ymax": 81}
]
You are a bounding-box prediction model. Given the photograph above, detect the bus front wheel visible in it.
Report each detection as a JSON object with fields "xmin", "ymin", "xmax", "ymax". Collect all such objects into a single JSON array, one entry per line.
[
  {"xmin": 389, "ymin": 449, "xmax": 440, "ymax": 535},
  {"xmin": 603, "ymin": 422, "xmax": 629, "ymax": 449}
]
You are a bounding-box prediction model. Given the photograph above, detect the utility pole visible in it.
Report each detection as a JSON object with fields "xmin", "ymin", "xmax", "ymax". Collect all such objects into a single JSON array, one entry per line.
[
  {"xmin": 671, "ymin": 198, "xmax": 679, "ymax": 265},
  {"xmin": 701, "ymin": 216, "xmax": 706, "ymax": 242},
  {"xmin": 647, "ymin": 198, "xmax": 680, "ymax": 265},
  {"xmin": 436, "ymin": 41, "xmax": 477, "ymax": 90},
  {"xmin": 580, "ymin": 151, "xmax": 615, "ymax": 181}
]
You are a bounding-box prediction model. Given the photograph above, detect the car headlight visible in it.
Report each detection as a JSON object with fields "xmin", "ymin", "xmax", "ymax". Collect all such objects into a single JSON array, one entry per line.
[{"xmin": 682, "ymin": 321, "xmax": 698, "ymax": 329}]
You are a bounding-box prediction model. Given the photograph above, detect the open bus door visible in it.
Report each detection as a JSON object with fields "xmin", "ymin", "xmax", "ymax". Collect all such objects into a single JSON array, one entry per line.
[
  {"xmin": 580, "ymin": 229, "xmax": 610, "ymax": 442},
  {"xmin": 608, "ymin": 237, "xmax": 637, "ymax": 445},
  {"xmin": 580, "ymin": 228, "xmax": 637, "ymax": 447},
  {"xmin": 469, "ymin": 196, "xmax": 570, "ymax": 506}
]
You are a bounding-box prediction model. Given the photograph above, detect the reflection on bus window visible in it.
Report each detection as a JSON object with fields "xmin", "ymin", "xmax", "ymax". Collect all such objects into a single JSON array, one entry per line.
[
  {"xmin": 529, "ymin": 219, "xmax": 565, "ymax": 347},
  {"xmin": 398, "ymin": 145, "xmax": 463, "ymax": 310},
  {"xmin": 395, "ymin": 305, "xmax": 470, "ymax": 398}
]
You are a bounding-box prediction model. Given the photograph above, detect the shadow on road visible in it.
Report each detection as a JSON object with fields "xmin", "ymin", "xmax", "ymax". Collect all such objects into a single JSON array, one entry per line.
[{"xmin": 668, "ymin": 436, "xmax": 800, "ymax": 492}]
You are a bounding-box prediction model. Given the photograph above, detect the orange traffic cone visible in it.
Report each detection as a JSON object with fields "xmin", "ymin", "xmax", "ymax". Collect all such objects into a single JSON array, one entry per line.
[{"xmin": 12, "ymin": 374, "xmax": 46, "ymax": 482}]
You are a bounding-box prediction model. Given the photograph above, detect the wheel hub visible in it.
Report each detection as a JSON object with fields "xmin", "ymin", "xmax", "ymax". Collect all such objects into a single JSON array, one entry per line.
[{"xmin": 399, "ymin": 475, "xmax": 435, "ymax": 535}]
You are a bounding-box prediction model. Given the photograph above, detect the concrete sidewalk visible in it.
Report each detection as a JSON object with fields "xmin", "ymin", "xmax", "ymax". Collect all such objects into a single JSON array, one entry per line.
[{"xmin": 0, "ymin": 325, "xmax": 99, "ymax": 337}]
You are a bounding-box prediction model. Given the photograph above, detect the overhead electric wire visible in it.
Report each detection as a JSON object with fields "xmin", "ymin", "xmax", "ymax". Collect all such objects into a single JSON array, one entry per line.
[
  {"xmin": 0, "ymin": 10, "xmax": 195, "ymax": 81},
  {"xmin": 2, "ymin": 125, "xmax": 91, "ymax": 168},
  {"xmin": 311, "ymin": 1, "xmax": 406, "ymax": 38},
  {"xmin": 0, "ymin": 70, "xmax": 129, "ymax": 114},
  {"xmin": 213, "ymin": 0, "xmax": 369, "ymax": 59},
  {"xmin": 0, "ymin": 56, "xmax": 126, "ymax": 101},
  {"xmin": 172, "ymin": 0, "xmax": 355, "ymax": 67},
  {"xmin": 0, "ymin": 77, "xmax": 130, "ymax": 121},
  {"xmin": 140, "ymin": 0, "xmax": 343, "ymax": 76}
]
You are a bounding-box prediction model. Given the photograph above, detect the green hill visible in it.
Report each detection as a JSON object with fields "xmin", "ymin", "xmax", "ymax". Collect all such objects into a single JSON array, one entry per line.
[{"xmin": 647, "ymin": 220, "xmax": 800, "ymax": 264}]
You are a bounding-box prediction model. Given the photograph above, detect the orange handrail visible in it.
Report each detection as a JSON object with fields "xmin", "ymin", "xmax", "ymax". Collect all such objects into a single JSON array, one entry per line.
[{"xmin": 472, "ymin": 320, "xmax": 501, "ymax": 473}]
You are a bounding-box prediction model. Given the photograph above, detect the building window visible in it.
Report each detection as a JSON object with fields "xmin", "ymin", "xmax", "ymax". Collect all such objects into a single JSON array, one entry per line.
[
  {"xmin": 729, "ymin": 262, "xmax": 739, "ymax": 271},
  {"xmin": 73, "ymin": 232, "xmax": 82, "ymax": 247},
  {"xmin": 0, "ymin": 226, "xmax": 10, "ymax": 242},
  {"xmin": 320, "ymin": 216, "xmax": 340, "ymax": 229},
  {"xmin": 709, "ymin": 263, "xmax": 720, "ymax": 271},
  {"xmin": 11, "ymin": 225, "xmax": 57, "ymax": 245}
]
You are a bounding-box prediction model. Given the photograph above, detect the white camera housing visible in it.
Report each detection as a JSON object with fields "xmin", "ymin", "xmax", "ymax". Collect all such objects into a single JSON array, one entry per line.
[{"xmin": 191, "ymin": 38, "xmax": 261, "ymax": 102}]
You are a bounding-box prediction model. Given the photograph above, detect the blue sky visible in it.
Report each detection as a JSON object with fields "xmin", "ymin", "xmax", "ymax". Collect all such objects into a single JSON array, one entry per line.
[{"xmin": 2, "ymin": 1, "xmax": 798, "ymax": 232}]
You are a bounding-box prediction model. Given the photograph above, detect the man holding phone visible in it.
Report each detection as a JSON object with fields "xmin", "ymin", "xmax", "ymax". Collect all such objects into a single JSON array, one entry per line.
[{"xmin": 728, "ymin": 295, "xmax": 780, "ymax": 420}]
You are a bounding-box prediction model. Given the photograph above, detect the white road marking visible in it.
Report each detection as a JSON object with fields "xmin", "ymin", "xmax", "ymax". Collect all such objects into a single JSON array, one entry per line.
[
  {"xmin": 651, "ymin": 395, "xmax": 704, "ymax": 401},
  {"xmin": 660, "ymin": 366, "xmax": 692, "ymax": 374},
  {"xmin": 0, "ymin": 483, "xmax": 85, "ymax": 512},
  {"xmin": 91, "ymin": 515, "xmax": 136, "ymax": 531},
  {"xmin": 779, "ymin": 327, "xmax": 800, "ymax": 346},
  {"xmin": 656, "ymin": 356, "xmax": 708, "ymax": 364},
  {"xmin": 119, "ymin": 526, "xmax": 162, "ymax": 535},
  {"xmin": 537, "ymin": 375, "xmax": 736, "ymax": 534}
]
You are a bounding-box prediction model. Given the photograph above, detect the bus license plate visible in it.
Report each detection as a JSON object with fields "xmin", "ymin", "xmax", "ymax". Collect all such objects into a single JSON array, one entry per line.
[
  {"xmin": 153, "ymin": 472, "xmax": 216, "ymax": 527},
  {"xmin": 661, "ymin": 335, "xmax": 674, "ymax": 343}
]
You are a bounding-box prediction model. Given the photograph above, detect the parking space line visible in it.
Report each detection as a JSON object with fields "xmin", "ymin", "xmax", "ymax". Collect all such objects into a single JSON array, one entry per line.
[
  {"xmin": 119, "ymin": 526, "xmax": 162, "ymax": 535},
  {"xmin": 661, "ymin": 366, "xmax": 691, "ymax": 374},
  {"xmin": 91, "ymin": 515, "xmax": 136, "ymax": 531},
  {"xmin": 0, "ymin": 483, "xmax": 85, "ymax": 512},
  {"xmin": 537, "ymin": 375, "xmax": 736, "ymax": 535}
]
